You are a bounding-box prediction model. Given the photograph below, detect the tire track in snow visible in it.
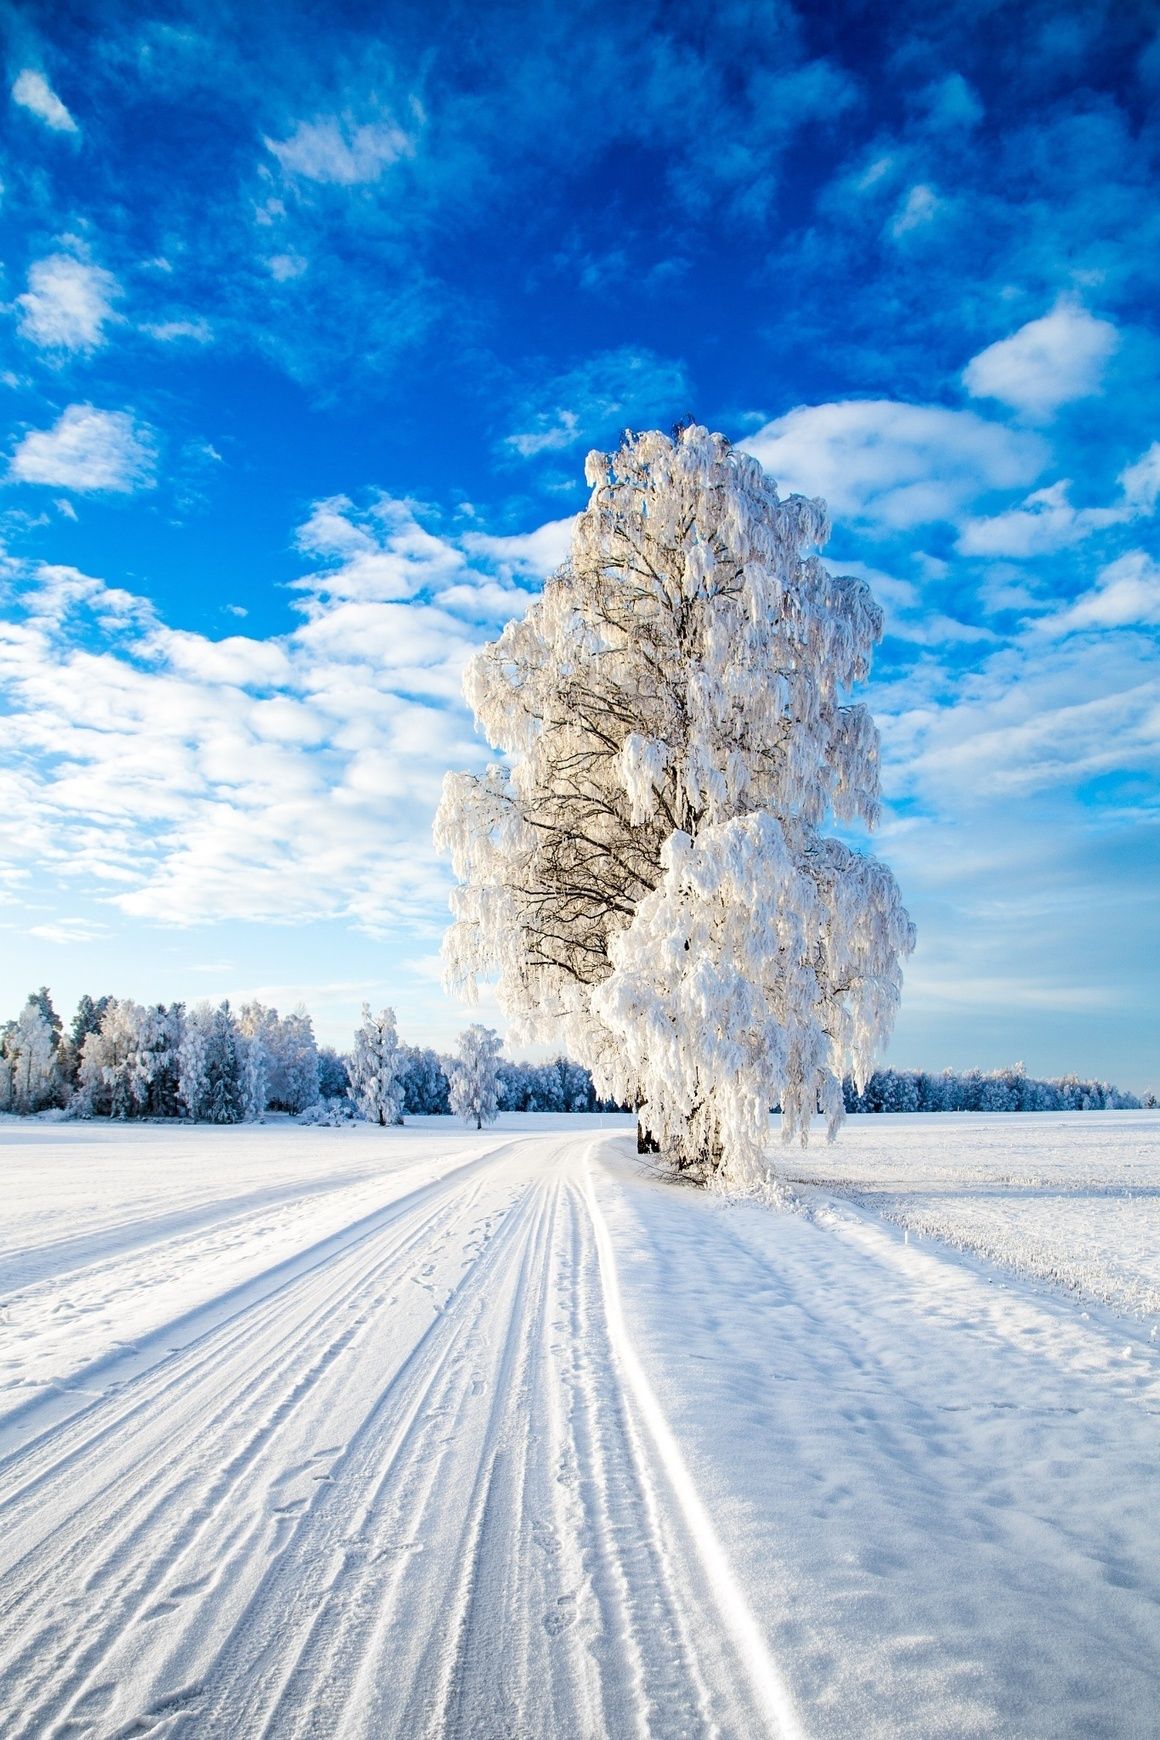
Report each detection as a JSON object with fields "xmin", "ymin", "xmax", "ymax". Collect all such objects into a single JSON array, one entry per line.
[
  {"xmin": 0, "ymin": 1163, "xmax": 513, "ymax": 1736},
  {"xmin": 0, "ymin": 1134, "xmax": 802, "ymax": 1740}
]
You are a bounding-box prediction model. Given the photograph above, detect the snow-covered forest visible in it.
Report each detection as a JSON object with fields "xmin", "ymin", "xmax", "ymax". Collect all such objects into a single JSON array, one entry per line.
[
  {"xmin": 0, "ymin": 987, "xmax": 619, "ymax": 1122},
  {"xmin": 0, "ymin": 986, "xmax": 1144, "ymax": 1122}
]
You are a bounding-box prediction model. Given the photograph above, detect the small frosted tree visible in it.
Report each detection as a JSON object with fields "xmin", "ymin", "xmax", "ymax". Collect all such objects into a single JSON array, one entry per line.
[
  {"xmin": 449, "ymin": 1025, "xmax": 502, "ymax": 1129},
  {"xmin": 349, "ymin": 1004, "xmax": 404, "ymax": 1126},
  {"xmin": 436, "ymin": 424, "xmax": 914, "ymax": 1188}
]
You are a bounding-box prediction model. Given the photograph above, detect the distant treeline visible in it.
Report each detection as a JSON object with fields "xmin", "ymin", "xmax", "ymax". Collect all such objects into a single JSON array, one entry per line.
[
  {"xmin": 842, "ymin": 1065, "xmax": 1148, "ymax": 1113},
  {"xmin": 0, "ymin": 987, "xmax": 620, "ymax": 1122},
  {"xmin": 0, "ymin": 987, "xmax": 1149, "ymax": 1122}
]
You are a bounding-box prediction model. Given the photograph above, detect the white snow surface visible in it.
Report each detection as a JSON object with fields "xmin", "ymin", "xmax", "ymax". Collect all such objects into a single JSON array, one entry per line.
[{"xmin": 1, "ymin": 1111, "xmax": 1157, "ymax": 1738}]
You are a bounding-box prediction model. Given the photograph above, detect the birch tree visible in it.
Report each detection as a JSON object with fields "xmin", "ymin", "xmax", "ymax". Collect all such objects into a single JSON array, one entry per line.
[
  {"xmin": 449, "ymin": 1024, "xmax": 502, "ymax": 1129},
  {"xmin": 349, "ymin": 1004, "xmax": 404, "ymax": 1126},
  {"xmin": 436, "ymin": 423, "xmax": 914, "ymax": 1187}
]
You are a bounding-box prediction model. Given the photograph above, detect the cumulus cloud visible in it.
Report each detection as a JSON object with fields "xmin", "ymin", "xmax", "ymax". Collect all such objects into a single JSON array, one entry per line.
[
  {"xmin": 0, "ymin": 503, "xmax": 572, "ymax": 931},
  {"xmin": 963, "ymin": 300, "xmax": 1119, "ymax": 420},
  {"xmin": 743, "ymin": 400, "xmax": 1046, "ymax": 530},
  {"xmin": 17, "ymin": 255, "xmax": 120, "ymax": 353},
  {"xmin": 1120, "ymin": 442, "xmax": 1160, "ymax": 516},
  {"xmin": 956, "ymin": 481, "xmax": 1121, "ymax": 557},
  {"xmin": 11, "ymin": 69, "xmax": 76, "ymax": 132},
  {"xmin": 462, "ymin": 516, "xmax": 576, "ymax": 577},
  {"xmin": 958, "ymin": 441, "xmax": 1160, "ymax": 556},
  {"xmin": 8, "ymin": 406, "xmax": 157, "ymax": 493},
  {"xmin": 266, "ymin": 115, "xmax": 413, "ymax": 184},
  {"xmin": 1038, "ymin": 551, "xmax": 1160, "ymax": 635}
]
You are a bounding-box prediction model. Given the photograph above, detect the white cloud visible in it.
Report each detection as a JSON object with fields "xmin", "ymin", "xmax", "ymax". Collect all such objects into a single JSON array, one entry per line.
[
  {"xmin": 9, "ymin": 406, "xmax": 157, "ymax": 493},
  {"xmin": 1120, "ymin": 442, "xmax": 1160, "ymax": 516},
  {"xmin": 27, "ymin": 917, "xmax": 107, "ymax": 944},
  {"xmin": 958, "ymin": 440, "xmax": 1160, "ymax": 557},
  {"xmin": 267, "ymin": 253, "xmax": 307, "ymax": 282},
  {"xmin": 889, "ymin": 183, "xmax": 941, "ymax": 238},
  {"xmin": 462, "ymin": 515, "xmax": 576, "ymax": 577},
  {"xmin": 879, "ymin": 625, "xmax": 1159, "ymax": 802},
  {"xmin": 141, "ymin": 318, "xmax": 213, "ymax": 344},
  {"xmin": 742, "ymin": 400, "xmax": 1046, "ymax": 530},
  {"xmin": 963, "ymin": 300, "xmax": 1119, "ymax": 420},
  {"xmin": 17, "ymin": 255, "xmax": 119, "ymax": 353},
  {"xmin": 826, "ymin": 559, "xmax": 995, "ymax": 647},
  {"xmin": 266, "ymin": 116, "xmax": 412, "ymax": 185},
  {"xmin": 295, "ymin": 496, "xmax": 467, "ymax": 601},
  {"xmin": 957, "ymin": 480, "xmax": 1121, "ymax": 557},
  {"xmin": 506, "ymin": 348, "xmax": 690, "ymax": 459},
  {"xmin": 1038, "ymin": 550, "xmax": 1160, "ymax": 635},
  {"xmin": 0, "ymin": 500, "xmax": 564, "ymax": 932},
  {"xmin": 11, "ymin": 69, "xmax": 77, "ymax": 133}
]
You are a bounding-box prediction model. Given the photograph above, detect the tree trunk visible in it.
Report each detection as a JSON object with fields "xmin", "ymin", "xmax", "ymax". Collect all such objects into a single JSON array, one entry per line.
[{"xmin": 635, "ymin": 1099, "xmax": 660, "ymax": 1154}]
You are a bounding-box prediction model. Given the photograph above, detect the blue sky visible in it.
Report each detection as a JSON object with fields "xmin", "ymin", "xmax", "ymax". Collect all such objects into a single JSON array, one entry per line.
[{"xmin": 0, "ymin": 0, "xmax": 1157, "ymax": 1087}]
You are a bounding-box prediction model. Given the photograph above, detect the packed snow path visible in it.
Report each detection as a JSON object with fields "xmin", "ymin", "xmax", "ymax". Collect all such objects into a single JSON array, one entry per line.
[{"xmin": 1, "ymin": 1118, "xmax": 1158, "ymax": 1739}]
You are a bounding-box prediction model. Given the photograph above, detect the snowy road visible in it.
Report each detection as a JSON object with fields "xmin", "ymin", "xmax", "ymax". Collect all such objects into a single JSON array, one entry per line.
[{"xmin": 1, "ymin": 1118, "xmax": 1158, "ymax": 1738}]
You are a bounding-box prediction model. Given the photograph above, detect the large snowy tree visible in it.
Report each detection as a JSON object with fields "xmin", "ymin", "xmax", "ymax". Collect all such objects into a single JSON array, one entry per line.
[
  {"xmin": 349, "ymin": 1005, "xmax": 404, "ymax": 1126},
  {"xmin": 449, "ymin": 1025, "xmax": 502, "ymax": 1129},
  {"xmin": 436, "ymin": 423, "xmax": 914, "ymax": 1186}
]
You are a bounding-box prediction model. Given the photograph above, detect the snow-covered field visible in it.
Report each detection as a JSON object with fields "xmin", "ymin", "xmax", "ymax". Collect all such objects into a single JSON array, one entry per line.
[{"xmin": 1, "ymin": 1113, "xmax": 1157, "ymax": 1738}]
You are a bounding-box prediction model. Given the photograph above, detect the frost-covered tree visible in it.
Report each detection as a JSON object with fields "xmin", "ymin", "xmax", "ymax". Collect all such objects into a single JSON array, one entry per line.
[
  {"xmin": 77, "ymin": 999, "xmax": 167, "ymax": 1118},
  {"xmin": 269, "ymin": 1006, "xmax": 321, "ymax": 1113},
  {"xmin": 436, "ymin": 423, "xmax": 914, "ymax": 1186},
  {"xmin": 0, "ymin": 1025, "xmax": 14, "ymax": 1112},
  {"xmin": 397, "ymin": 1044, "xmax": 451, "ymax": 1115},
  {"xmin": 449, "ymin": 1025, "xmax": 502, "ymax": 1129},
  {"xmin": 204, "ymin": 1003, "xmax": 243, "ymax": 1123},
  {"xmin": 349, "ymin": 1005, "xmax": 404, "ymax": 1126},
  {"xmin": 237, "ymin": 1001, "xmax": 278, "ymax": 1117},
  {"xmin": 7, "ymin": 1000, "xmax": 61, "ymax": 1113},
  {"xmin": 178, "ymin": 1002, "xmax": 212, "ymax": 1121},
  {"xmin": 178, "ymin": 1001, "xmax": 243, "ymax": 1123},
  {"xmin": 318, "ymin": 1046, "xmax": 350, "ymax": 1100}
]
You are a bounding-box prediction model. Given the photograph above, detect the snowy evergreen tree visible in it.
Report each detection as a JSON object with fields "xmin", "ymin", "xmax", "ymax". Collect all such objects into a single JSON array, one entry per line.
[
  {"xmin": 29, "ymin": 988, "xmax": 62, "ymax": 1050},
  {"xmin": 436, "ymin": 424, "xmax": 914, "ymax": 1185},
  {"xmin": 318, "ymin": 1046, "xmax": 350, "ymax": 1100},
  {"xmin": 349, "ymin": 1005, "xmax": 404, "ymax": 1125},
  {"xmin": 63, "ymin": 993, "xmax": 112, "ymax": 1089},
  {"xmin": 203, "ymin": 1003, "xmax": 243, "ymax": 1123},
  {"xmin": 397, "ymin": 1044, "xmax": 450, "ymax": 1115},
  {"xmin": 449, "ymin": 1025, "xmax": 502, "ymax": 1129}
]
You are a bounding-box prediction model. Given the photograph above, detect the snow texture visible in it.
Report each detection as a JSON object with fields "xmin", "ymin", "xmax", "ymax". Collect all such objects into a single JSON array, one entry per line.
[{"xmin": 1, "ymin": 1112, "xmax": 1157, "ymax": 1739}]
